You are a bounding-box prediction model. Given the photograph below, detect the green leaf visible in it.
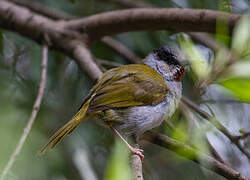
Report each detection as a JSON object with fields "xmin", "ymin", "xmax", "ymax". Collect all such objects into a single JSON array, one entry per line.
[
  {"xmin": 104, "ymin": 140, "xmax": 132, "ymax": 180},
  {"xmin": 219, "ymin": 78, "xmax": 250, "ymax": 102},
  {"xmin": 232, "ymin": 16, "xmax": 250, "ymax": 56},
  {"xmin": 178, "ymin": 34, "xmax": 211, "ymax": 80},
  {"xmin": 218, "ymin": 0, "xmax": 231, "ymax": 12},
  {"xmin": 172, "ymin": 123, "xmax": 189, "ymax": 143},
  {"xmin": 216, "ymin": 0, "xmax": 231, "ymax": 46}
]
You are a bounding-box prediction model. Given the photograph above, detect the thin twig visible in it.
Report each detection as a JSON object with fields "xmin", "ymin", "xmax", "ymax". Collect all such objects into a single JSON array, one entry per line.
[
  {"xmin": 181, "ymin": 96, "xmax": 250, "ymax": 160},
  {"xmin": 179, "ymin": 99, "xmax": 228, "ymax": 164},
  {"xmin": 68, "ymin": 41, "xmax": 103, "ymax": 80},
  {"xmin": 235, "ymin": 132, "xmax": 250, "ymax": 141},
  {"xmin": 205, "ymin": 136, "xmax": 228, "ymax": 165},
  {"xmin": 0, "ymin": 45, "xmax": 48, "ymax": 180},
  {"xmin": 102, "ymin": 37, "xmax": 141, "ymax": 64},
  {"xmin": 97, "ymin": 59, "xmax": 123, "ymax": 68}
]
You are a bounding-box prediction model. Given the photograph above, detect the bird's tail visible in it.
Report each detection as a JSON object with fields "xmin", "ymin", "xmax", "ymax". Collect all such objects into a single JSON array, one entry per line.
[{"xmin": 38, "ymin": 98, "xmax": 92, "ymax": 155}]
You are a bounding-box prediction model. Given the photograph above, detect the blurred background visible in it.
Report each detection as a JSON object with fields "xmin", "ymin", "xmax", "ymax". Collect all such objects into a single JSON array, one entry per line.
[{"xmin": 0, "ymin": 0, "xmax": 250, "ymax": 180}]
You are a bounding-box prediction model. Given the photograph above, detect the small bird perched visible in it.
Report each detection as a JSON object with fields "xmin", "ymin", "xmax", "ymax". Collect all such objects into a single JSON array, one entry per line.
[{"xmin": 39, "ymin": 46, "xmax": 185, "ymax": 159}]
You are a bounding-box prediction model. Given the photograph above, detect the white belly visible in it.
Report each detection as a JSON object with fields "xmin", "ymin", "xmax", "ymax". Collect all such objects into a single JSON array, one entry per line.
[{"xmin": 114, "ymin": 92, "xmax": 179, "ymax": 136}]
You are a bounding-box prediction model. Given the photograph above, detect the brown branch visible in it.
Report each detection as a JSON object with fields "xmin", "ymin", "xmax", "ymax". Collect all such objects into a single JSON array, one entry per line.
[
  {"xmin": 101, "ymin": 37, "xmax": 141, "ymax": 64},
  {"xmin": 8, "ymin": 0, "xmax": 141, "ymax": 67},
  {"xmin": 98, "ymin": 59, "xmax": 123, "ymax": 68},
  {"xmin": 205, "ymin": 136, "xmax": 228, "ymax": 165},
  {"xmin": 181, "ymin": 96, "xmax": 250, "ymax": 160},
  {"xmin": 0, "ymin": 45, "xmax": 48, "ymax": 180},
  {"xmin": 0, "ymin": 2, "xmax": 241, "ymax": 77},
  {"xmin": 8, "ymin": 0, "xmax": 221, "ymax": 62},
  {"xmin": 67, "ymin": 41, "xmax": 103, "ymax": 80},
  {"xmin": 0, "ymin": 1, "xmax": 103, "ymax": 81},
  {"xmin": 0, "ymin": 1, "xmax": 78, "ymax": 48},
  {"xmin": 66, "ymin": 8, "xmax": 241, "ymax": 41},
  {"xmin": 142, "ymin": 131, "xmax": 249, "ymax": 180},
  {"xmin": 131, "ymin": 144, "xmax": 144, "ymax": 180},
  {"xmin": 107, "ymin": 0, "xmax": 220, "ymax": 53},
  {"xmin": 107, "ymin": 0, "xmax": 221, "ymax": 54}
]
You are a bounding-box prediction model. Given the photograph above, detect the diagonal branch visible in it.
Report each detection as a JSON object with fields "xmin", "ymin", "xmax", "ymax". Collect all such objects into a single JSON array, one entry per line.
[
  {"xmin": 142, "ymin": 131, "xmax": 249, "ymax": 180},
  {"xmin": 67, "ymin": 40, "xmax": 103, "ymax": 80},
  {"xmin": 9, "ymin": 0, "xmax": 140, "ymax": 66},
  {"xmin": 0, "ymin": 1, "xmax": 102, "ymax": 80},
  {"xmin": 179, "ymin": 98, "xmax": 228, "ymax": 165},
  {"xmin": 97, "ymin": 59, "xmax": 123, "ymax": 68},
  {"xmin": 0, "ymin": 45, "xmax": 48, "ymax": 180},
  {"xmin": 181, "ymin": 96, "xmax": 250, "ymax": 160},
  {"xmin": 101, "ymin": 36, "xmax": 142, "ymax": 64}
]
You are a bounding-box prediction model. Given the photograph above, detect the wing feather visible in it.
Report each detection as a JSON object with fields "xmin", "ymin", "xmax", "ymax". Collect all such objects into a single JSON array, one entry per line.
[{"xmin": 87, "ymin": 64, "xmax": 168, "ymax": 112}]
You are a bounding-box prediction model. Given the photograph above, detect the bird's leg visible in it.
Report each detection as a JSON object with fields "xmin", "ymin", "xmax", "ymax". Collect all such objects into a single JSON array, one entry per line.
[{"xmin": 109, "ymin": 125, "xmax": 144, "ymax": 160}]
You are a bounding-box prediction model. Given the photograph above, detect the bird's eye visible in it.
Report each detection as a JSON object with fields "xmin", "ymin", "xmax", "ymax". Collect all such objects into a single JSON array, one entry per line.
[{"xmin": 173, "ymin": 66, "xmax": 185, "ymax": 81}]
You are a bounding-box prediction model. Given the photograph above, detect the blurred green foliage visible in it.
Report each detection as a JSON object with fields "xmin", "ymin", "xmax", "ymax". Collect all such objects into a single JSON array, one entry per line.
[
  {"xmin": 104, "ymin": 140, "xmax": 132, "ymax": 180},
  {"xmin": 219, "ymin": 78, "xmax": 250, "ymax": 102},
  {"xmin": 232, "ymin": 16, "xmax": 250, "ymax": 56},
  {"xmin": 179, "ymin": 34, "xmax": 211, "ymax": 80}
]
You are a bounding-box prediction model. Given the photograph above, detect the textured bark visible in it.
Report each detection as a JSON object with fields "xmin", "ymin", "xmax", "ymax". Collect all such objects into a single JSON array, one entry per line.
[
  {"xmin": 131, "ymin": 144, "xmax": 144, "ymax": 180},
  {"xmin": 66, "ymin": 8, "xmax": 241, "ymax": 41}
]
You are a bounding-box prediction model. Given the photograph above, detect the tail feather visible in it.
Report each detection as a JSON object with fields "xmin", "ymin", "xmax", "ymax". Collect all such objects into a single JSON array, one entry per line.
[{"xmin": 38, "ymin": 98, "xmax": 92, "ymax": 155}]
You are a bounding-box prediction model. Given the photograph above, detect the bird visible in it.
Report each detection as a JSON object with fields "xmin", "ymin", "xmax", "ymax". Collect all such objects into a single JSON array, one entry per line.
[{"xmin": 39, "ymin": 46, "xmax": 185, "ymax": 159}]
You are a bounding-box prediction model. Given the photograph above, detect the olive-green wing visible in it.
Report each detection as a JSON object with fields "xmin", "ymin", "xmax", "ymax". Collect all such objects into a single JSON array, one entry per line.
[{"xmin": 87, "ymin": 64, "xmax": 168, "ymax": 112}]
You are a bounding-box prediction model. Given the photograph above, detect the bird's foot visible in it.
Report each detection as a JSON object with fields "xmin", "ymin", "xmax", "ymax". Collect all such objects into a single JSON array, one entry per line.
[
  {"xmin": 108, "ymin": 125, "xmax": 144, "ymax": 160},
  {"xmin": 130, "ymin": 146, "xmax": 144, "ymax": 160}
]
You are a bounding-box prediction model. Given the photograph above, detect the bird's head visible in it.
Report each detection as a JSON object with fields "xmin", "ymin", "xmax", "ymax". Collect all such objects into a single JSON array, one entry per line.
[{"xmin": 144, "ymin": 46, "xmax": 185, "ymax": 81}]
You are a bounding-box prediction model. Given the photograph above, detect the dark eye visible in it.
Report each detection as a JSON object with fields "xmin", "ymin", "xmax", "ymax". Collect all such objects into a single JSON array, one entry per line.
[{"xmin": 174, "ymin": 66, "xmax": 185, "ymax": 81}]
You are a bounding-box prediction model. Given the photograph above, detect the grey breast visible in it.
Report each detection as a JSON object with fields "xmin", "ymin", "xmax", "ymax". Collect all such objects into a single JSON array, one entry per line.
[{"xmin": 115, "ymin": 81, "xmax": 181, "ymax": 136}]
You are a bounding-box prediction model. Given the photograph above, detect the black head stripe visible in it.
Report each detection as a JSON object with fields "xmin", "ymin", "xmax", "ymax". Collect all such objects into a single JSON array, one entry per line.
[{"xmin": 153, "ymin": 46, "xmax": 180, "ymax": 66}]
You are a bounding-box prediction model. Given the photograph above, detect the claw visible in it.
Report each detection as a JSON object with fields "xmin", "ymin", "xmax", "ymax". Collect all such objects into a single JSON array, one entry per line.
[
  {"xmin": 109, "ymin": 126, "xmax": 145, "ymax": 160},
  {"xmin": 130, "ymin": 147, "xmax": 144, "ymax": 160}
]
